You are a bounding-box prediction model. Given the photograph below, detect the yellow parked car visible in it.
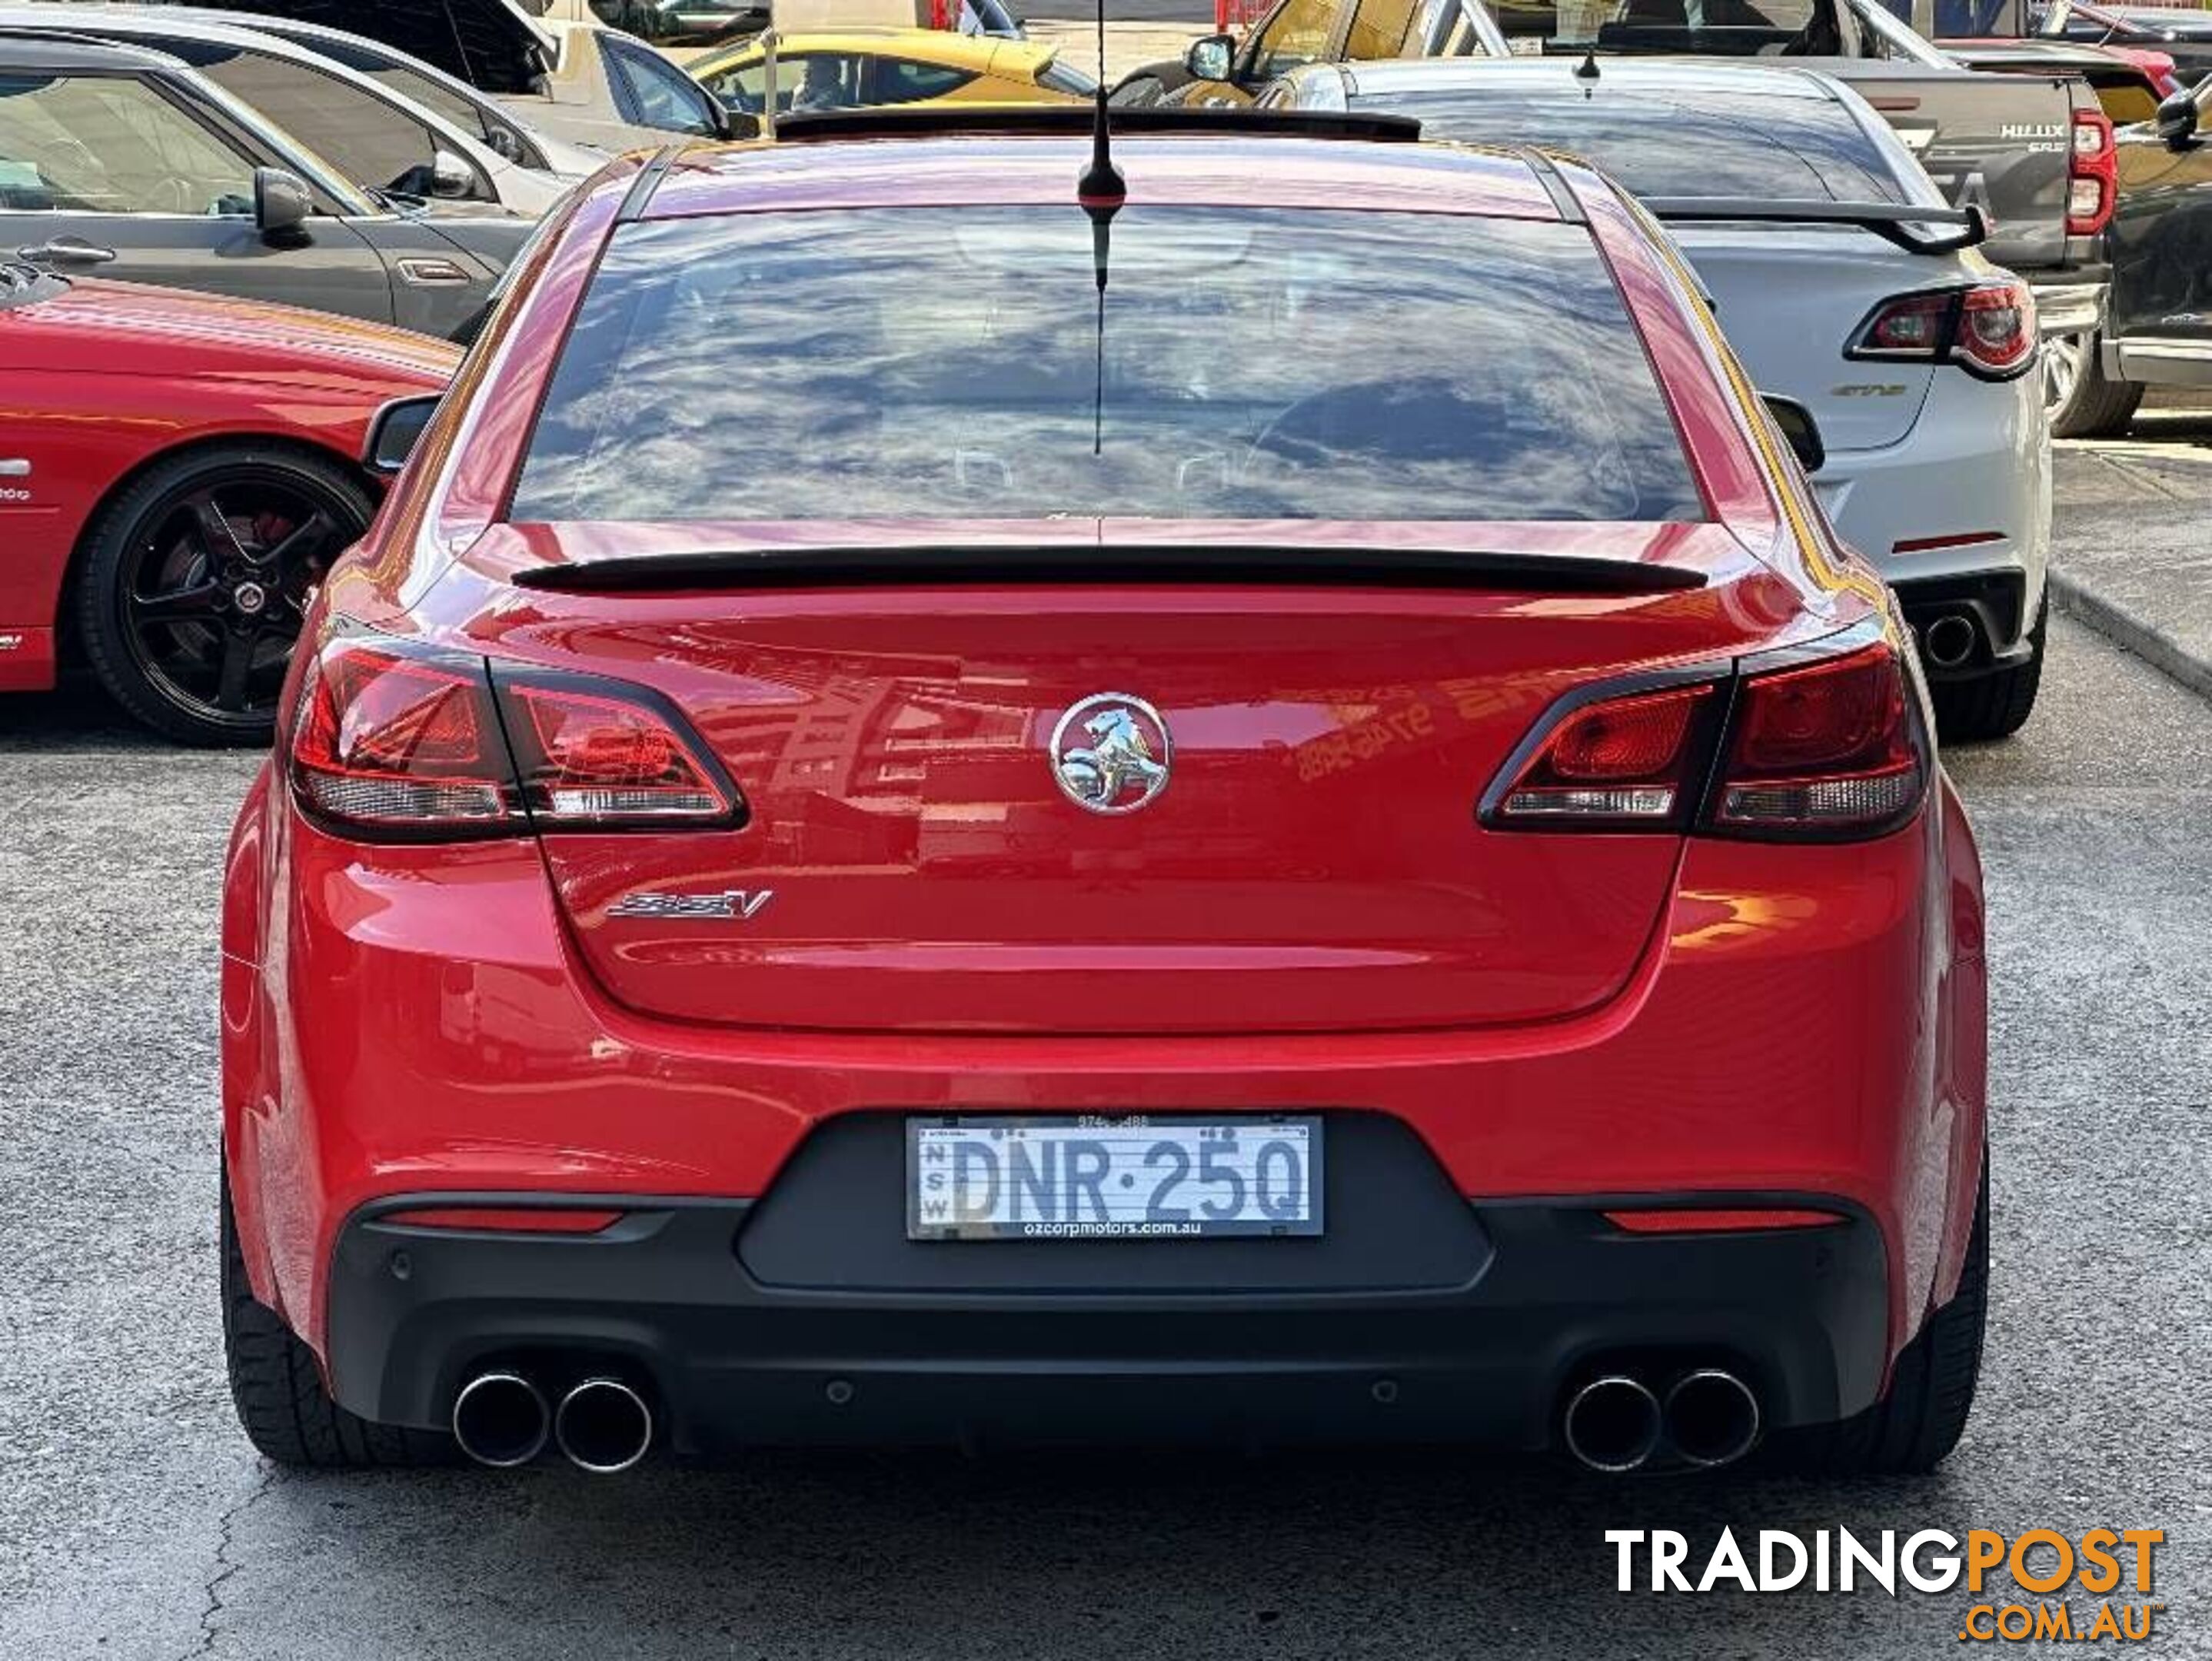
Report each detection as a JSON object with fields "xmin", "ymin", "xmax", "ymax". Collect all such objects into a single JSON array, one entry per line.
[{"xmin": 690, "ymin": 28, "xmax": 1096, "ymax": 113}]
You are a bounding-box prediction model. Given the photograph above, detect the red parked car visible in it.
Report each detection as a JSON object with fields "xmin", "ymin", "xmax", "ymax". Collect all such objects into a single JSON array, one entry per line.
[
  {"xmin": 219, "ymin": 114, "xmax": 1990, "ymax": 1478},
  {"xmin": 0, "ymin": 264, "xmax": 457, "ymax": 744}
]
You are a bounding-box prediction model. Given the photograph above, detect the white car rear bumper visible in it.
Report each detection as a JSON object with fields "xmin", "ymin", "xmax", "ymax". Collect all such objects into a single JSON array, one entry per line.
[{"xmin": 1811, "ymin": 364, "xmax": 2051, "ymax": 661}]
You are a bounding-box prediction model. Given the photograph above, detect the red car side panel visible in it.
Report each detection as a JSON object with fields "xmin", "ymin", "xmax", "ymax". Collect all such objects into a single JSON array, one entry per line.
[{"xmin": 0, "ymin": 281, "xmax": 456, "ymax": 691}]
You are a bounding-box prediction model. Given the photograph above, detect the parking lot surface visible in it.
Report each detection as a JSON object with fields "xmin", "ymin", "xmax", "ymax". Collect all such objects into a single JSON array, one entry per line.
[{"xmin": 5, "ymin": 494, "xmax": 2210, "ymax": 1657}]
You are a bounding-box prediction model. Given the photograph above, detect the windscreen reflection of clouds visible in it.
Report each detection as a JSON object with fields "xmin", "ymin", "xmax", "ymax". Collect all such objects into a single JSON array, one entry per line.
[{"xmin": 513, "ymin": 208, "xmax": 1707, "ymax": 526}]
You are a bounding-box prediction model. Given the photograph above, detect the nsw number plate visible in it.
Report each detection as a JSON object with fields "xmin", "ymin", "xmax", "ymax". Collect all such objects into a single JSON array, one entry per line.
[{"xmin": 906, "ymin": 1116, "xmax": 1323, "ymax": 1240}]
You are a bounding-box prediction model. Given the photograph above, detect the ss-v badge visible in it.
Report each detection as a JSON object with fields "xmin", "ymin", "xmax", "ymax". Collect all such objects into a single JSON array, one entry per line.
[{"xmin": 607, "ymin": 889, "xmax": 773, "ymax": 920}]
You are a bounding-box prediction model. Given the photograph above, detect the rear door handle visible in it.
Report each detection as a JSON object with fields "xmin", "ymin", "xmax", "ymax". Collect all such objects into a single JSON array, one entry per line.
[{"xmin": 18, "ymin": 237, "xmax": 117, "ymax": 265}]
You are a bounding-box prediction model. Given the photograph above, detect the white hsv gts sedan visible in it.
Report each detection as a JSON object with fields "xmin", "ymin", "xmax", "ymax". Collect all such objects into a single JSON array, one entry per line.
[{"xmin": 1269, "ymin": 58, "xmax": 2052, "ymax": 741}]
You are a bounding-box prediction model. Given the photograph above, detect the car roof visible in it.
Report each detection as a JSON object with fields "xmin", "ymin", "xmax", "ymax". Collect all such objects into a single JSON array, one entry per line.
[
  {"xmin": 95, "ymin": 5, "xmax": 514, "ymax": 101},
  {"xmin": 0, "ymin": 4, "xmax": 327, "ymax": 54},
  {"xmin": 640, "ymin": 132, "xmax": 1565, "ymax": 221},
  {"xmin": 1326, "ymin": 56, "xmax": 1844, "ymax": 101},
  {"xmin": 0, "ymin": 28, "xmax": 184, "ymax": 69},
  {"xmin": 701, "ymin": 27, "xmax": 1048, "ymax": 71}
]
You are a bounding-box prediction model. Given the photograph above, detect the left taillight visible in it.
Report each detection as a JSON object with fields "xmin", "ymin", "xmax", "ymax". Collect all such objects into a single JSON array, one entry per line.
[
  {"xmin": 1482, "ymin": 636, "xmax": 1928, "ymax": 844},
  {"xmin": 289, "ymin": 633, "xmax": 742, "ymax": 839},
  {"xmin": 1849, "ymin": 278, "xmax": 2036, "ymax": 381}
]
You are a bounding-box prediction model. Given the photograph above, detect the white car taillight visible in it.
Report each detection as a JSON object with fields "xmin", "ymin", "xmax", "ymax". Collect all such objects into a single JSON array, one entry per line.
[
  {"xmin": 1848, "ymin": 279, "xmax": 2036, "ymax": 381},
  {"xmin": 290, "ymin": 632, "xmax": 742, "ymax": 838}
]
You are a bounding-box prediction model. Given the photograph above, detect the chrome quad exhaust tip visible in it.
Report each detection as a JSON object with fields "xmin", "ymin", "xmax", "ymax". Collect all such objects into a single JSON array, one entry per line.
[
  {"xmin": 553, "ymin": 1376, "xmax": 654, "ymax": 1475},
  {"xmin": 1662, "ymin": 1368, "xmax": 1761, "ymax": 1469},
  {"xmin": 451, "ymin": 1371, "xmax": 551, "ymax": 1469},
  {"xmin": 1562, "ymin": 1373, "xmax": 1663, "ymax": 1473}
]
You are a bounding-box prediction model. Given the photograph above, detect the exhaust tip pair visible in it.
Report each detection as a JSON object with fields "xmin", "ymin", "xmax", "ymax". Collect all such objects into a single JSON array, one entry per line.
[
  {"xmin": 451, "ymin": 1372, "xmax": 653, "ymax": 1473},
  {"xmin": 1562, "ymin": 1369, "xmax": 1760, "ymax": 1473}
]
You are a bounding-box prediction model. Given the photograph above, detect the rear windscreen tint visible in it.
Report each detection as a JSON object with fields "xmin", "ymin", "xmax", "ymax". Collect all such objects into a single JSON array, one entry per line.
[
  {"xmin": 509, "ymin": 206, "xmax": 1705, "ymax": 525},
  {"xmin": 1372, "ymin": 90, "xmax": 1914, "ymax": 203}
]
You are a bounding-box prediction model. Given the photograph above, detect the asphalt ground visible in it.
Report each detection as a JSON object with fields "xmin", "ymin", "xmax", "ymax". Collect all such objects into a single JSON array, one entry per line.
[{"xmin": 3, "ymin": 470, "xmax": 2210, "ymax": 1656}]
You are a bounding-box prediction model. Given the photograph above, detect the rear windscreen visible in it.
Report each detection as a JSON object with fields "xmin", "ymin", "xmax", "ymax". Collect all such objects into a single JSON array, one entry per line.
[
  {"xmin": 509, "ymin": 206, "xmax": 1705, "ymax": 525},
  {"xmin": 1486, "ymin": 0, "xmax": 1865, "ymax": 52},
  {"xmin": 1375, "ymin": 91, "xmax": 1914, "ymax": 202}
]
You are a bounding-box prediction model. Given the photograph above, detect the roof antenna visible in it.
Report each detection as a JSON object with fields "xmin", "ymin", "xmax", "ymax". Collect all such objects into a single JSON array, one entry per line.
[
  {"xmin": 1076, "ymin": 0, "xmax": 1124, "ymax": 456},
  {"xmin": 1574, "ymin": 48, "xmax": 1600, "ymax": 92}
]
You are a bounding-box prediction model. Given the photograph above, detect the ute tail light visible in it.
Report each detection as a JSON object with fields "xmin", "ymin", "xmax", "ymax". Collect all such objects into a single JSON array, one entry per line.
[
  {"xmin": 1483, "ymin": 635, "xmax": 1928, "ymax": 843},
  {"xmin": 290, "ymin": 633, "xmax": 742, "ymax": 838},
  {"xmin": 2067, "ymin": 107, "xmax": 2117, "ymax": 238},
  {"xmin": 1849, "ymin": 278, "xmax": 2035, "ymax": 380}
]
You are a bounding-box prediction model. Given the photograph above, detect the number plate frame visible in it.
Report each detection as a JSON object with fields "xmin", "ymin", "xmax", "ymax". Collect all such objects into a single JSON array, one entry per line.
[{"xmin": 904, "ymin": 1114, "xmax": 1325, "ymax": 1242}]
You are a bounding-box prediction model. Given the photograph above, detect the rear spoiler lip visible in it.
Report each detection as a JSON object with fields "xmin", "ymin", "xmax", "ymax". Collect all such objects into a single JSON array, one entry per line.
[
  {"xmin": 507, "ymin": 543, "xmax": 1708, "ymax": 594},
  {"xmin": 1641, "ymin": 198, "xmax": 1989, "ymax": 255}
]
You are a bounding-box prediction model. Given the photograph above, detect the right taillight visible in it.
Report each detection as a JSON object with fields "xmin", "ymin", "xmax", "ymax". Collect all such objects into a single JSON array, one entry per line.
[
  {"xmin": 1708, "ymin": 642, "xmax": 1927, "ymax": 840},
  {"xmin": 1483, "ymin": 638, "xmax": 1928, "ymax": 844},
  {"xmin": 1849, "ymin": 279, "xmax": 2035, "ymax": 381},
  {"xmin": 2066, "ymin": 107, "xmax": 2117, "ymax": 238},
  {"xmin": 290, "ymin": 632, "xmax": 743, "ymax": 839}
]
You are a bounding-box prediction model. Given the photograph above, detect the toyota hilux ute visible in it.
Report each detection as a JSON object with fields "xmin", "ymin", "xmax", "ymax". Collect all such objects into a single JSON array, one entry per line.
[{"xmin": 1458, "ymin": 0, "xmax": 2116, "ymax": 419}]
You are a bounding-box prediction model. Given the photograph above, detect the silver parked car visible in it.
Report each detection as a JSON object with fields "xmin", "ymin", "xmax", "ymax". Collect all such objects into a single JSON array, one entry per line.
[
  {"xmin": 0, "ymin": 5, "xmax": 587, "ymax": 213},
  {"xmin": 0, "ymin": 34, "xmax": 535, "ymax": 335},
  {"xmin": 1267, "ymin": 57, "xmax": 2053, "ymax": 740},
  {"xmin": 108, "ymin": 0, "xmax": 731, "ymax": 151}
]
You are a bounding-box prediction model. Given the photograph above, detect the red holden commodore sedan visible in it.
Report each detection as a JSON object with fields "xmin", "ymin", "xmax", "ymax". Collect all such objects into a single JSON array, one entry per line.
[
  {"xmin": 0, "ymin": 264, "xmax": 457, "ymax": 744},
  {"xmin": 219, "ymin": 115, "xmax": 1989, "ymax": 1479}
]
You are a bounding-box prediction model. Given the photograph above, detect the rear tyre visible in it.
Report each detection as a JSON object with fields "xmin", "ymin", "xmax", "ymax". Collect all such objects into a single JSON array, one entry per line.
[
  {"xmin": 75, "ymin": 444, "xmax": 374, "ymax": 747},
  {"xmin": 2043, "ymin": 330, "xmax": 2143, "ymax": 439},
  {"xmin": 1931, "ymin": 603, "xmax": 2045, "ymax": 744},
  {"xmin": 221, "ymin": 1167, "xmax": 454, "ymax": 1468},
  {"xmin": 1785, "ymin": 1155, "xmax": 1987, "ymax": 1476}
]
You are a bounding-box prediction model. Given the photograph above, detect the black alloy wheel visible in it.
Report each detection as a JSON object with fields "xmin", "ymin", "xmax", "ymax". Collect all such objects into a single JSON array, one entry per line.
[{"xmin": 76, "ymin": 447, "xmax": 374, "ymax": 746}]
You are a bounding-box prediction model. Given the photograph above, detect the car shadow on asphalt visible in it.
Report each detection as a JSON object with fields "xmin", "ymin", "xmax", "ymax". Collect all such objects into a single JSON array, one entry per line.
[
  {"xmin": 0, "ymin": 686, "xmax": 179, "ymax": 754},
  {"xmin": 235, "ymin": 1446, "xmax": 1998, "ymax": 1655}
]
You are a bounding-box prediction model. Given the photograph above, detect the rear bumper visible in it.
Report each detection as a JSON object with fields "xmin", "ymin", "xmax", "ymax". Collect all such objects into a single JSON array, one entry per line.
[
  {"xmin": 2025, "ymin": 275, "xmax": 2106, "ymax": 338},
  {"xmin": 224, "ymin": 783, "xmax": 1988, "ymax": 1453},
  {"xmin": 1812, "ymin": 364, "xmax": 2048, "ymax": 661},
  {"xmin": 324, "ymin": 1172, "xmax": 1891, "ymax": 1453},
  {"xmin": 2102, "ymin": 335, "xmax": 2212, "ymax": 388},
  {"xmin": 1891, "ymin": 569, "xmax": 2038, "ymax": 676}
]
